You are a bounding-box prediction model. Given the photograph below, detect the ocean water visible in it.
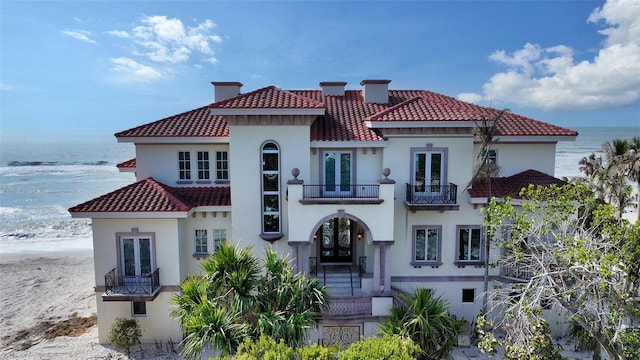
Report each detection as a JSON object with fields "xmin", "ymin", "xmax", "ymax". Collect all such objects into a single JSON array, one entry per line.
[{"xmin": 0, "ymin": 127, "xmax": 637, "ymax": 253}]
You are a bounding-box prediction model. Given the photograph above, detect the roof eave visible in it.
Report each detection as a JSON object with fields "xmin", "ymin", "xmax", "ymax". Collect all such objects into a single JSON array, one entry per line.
[
  {"xmin": 116, "ymin": 137, "xmax": 230, "ymax": 144},
  {"xmin": 495, "ymin": 135, "xmax": 578, "ymax": 143},
  {"xmin": 310, "ymin": 140, "xmax": 387, "ymax": 148},
  {"xmin": 365, "ymin": 120, "xmax": 477, "ymax": 128},
  {"xmin": 70, "ymin": 211, "xmax": 190, "ymax": 219}
]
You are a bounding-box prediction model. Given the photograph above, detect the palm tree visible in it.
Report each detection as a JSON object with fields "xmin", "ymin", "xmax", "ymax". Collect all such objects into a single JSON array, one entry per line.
[
  {"xmin": 469, "ymin": 109, "xmax": 509, "ymax": 311},
  {"xmin": 380, "ymin": 288, "xmax": 459, "ymax": 360},
  {"xmin": 171, "ymin": 243, "xmax": 329, "ymax": 358},
  {"xmin": 628, "ymin": 136, "xmax": 640, "ymax": 220},
  {"xmin": 579, "ymin": 153, "xmax": 607, "ymax": 202}
]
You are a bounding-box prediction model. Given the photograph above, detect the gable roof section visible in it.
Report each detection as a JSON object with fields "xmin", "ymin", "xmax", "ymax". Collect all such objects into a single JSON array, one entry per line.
[
  {"xmin": 115, "ymin": 106, "xmax": 228, "ymax": 139},
  {"xmin": 69, "ymin": 178, "xmax": 231, "ymax": 217},
  {"xmin": 365, "ymin": 96, "xmax": 484, "ymax": 122},
  {"xmin": 116, "ymin": 158, "xmax": 136, "ymax": 172},
  {"xmin": 468, "ymin": 169, "xmax": 566, "ymax": 201}
]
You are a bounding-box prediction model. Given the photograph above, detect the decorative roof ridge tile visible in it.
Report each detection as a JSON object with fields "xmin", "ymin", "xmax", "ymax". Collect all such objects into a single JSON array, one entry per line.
[
  {"xmin": 147, "ymin": 178, "xmax": 191, "ymax": 211},
  {"xmin": 210, "ymin": 85, "xmax": 325, "ymax": 109}
]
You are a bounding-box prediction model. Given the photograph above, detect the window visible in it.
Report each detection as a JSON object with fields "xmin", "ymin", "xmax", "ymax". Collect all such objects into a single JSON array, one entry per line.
[
  {"xmin": 132, "ymin": 301, "xmax": 146, "ymax": 316},
  {"xmin": 195, "ymin": 229, "xmax": 208, "ymax": 254},
  {"xmin": 213, "ymin": 229, "xmax": 226, "ymax": 252},
  {"xmin": 462, "ymin": 289, "xmax": 475, "ymax": 303},
  {"xmin": 411, "ymin": 225, "xmax": 442, "ymax": 266},
  {"xmin": 178, "ymin": 151, "xmax": 191, "ymax": 180},
  {"xmin": 261, "ymin": 142, "xmax": 281, "ymax": 237},
  {"xmin": 216, "ymin": 151, "xmax": 229, "ymax": 180},
  {"xmin": 120, "ymin": 235, "xmax": 154, "ymax": 276},
  {"xmin": 487, "ymin": 149, "xmax": 497, "ymax": 165},
  {"xmin": 457, "ymin": 226, "xmax": 483, "ymax": 263},
  {"xmin": 197, "ymin": 151, "xmax": 210, "ymax": 180}
]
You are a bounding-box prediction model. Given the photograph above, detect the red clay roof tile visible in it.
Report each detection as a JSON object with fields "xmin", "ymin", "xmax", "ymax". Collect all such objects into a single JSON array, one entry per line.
[
  {"xmin": 210, "ymin": 86, "xmax": 325, "ymax": 109},
  {"xmin": 115, "ymin": 106, "xmax": 228, "ymax": 138},
  {"xmin": 116, "ymin": 158, "xmax": 136, "ymax": 169},
  {"xmin": 468, "ymin": 169, "xmax": 566, "ymax": 200},
  {"xmin": 68, "ymin": 178, "xmax": 230, "ymax": 213}
]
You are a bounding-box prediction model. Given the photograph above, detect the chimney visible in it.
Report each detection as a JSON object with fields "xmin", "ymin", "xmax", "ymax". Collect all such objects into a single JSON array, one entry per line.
[
  {"xmin": 211, "ymin": 81, "xmax": 243, "ymax": 102},
  {"xmin": 319, "ymin": 81, "xmax": 347, "ymax": 96},
  {"xmin": 360, "ymin": 79, "xmax": 391, "ymax": 104}
]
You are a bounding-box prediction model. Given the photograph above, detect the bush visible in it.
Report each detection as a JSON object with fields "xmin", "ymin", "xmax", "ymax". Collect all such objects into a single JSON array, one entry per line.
[
  {"xmin": 621, "ymin": 328, "xmax": 640, "ymax": 360},
  {"xmin": 215, "ymin": 336, "xmax": 340, "ymax": 360},
  {"xmin": 108, "ymin": 317, "xmax": 143, "ymax": 356},
  {"xmin": 339, "ymin": 334, "xmax": 420, "ymax": 360}
]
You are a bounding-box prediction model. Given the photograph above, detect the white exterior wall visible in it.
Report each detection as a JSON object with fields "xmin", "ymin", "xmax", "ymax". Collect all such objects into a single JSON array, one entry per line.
[
  {"xmin": 181, "ymin": 212, "xmax": 232, "ymax": 276},
  {"xmin": 475, "ymin": 142, "xmax": 557, "ymax": 177},
  {"xmin": 135, "ymin": 144, "xmax": 230, "ymax": 184},
  {"xmin": 228, "ymin": 124, "xmax": 310, "ymax": 256},
  {"xmin": 92, "ymin": 218, "xmax": 183, "ymax": 343}
]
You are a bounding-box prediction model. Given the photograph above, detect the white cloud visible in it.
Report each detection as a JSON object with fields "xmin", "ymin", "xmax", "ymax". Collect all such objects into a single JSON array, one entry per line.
[
  {"xmin": 457, "ymin": 93, "xmax": 483, "ymax": 104},
  {"xmin": 106, "ymin": 30, "xmax": 130, "ymax": 39},
  {"xmin": 1, "ymin": 83, "xmax": 15, "ymax": 91},
  {"xmin": 61, "ymin": 29, "xmax": 97, "ymax": 44},
  {"xmin": 120, "ymin": 15, "xmax": 222, "ymax": 64},
  {"xmin": 109, "ymin": 57, "xmax": 162, "ymax": 82},
  {"xmin": 458, "ymin": 0, "xmax": 640, "ymax": 112}
]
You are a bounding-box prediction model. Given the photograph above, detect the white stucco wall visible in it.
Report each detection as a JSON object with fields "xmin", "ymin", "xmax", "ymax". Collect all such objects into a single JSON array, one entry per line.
[
  {"xmin": 181, "ymin": 212, "xmax": 232, "ymax": 276},
  {"xmin": 475, "ymin": 142, "xmax": 557, "ymax": 177},
  {"xmin": 227, "ymin": 124, "xmax": 310, "ymax": 257},
  {"xmin": 135, "ymin": 144, "xmax": 230, "ymax": 185}
]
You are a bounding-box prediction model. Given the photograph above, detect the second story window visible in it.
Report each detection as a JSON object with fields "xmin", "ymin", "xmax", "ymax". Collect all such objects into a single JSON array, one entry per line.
[
  {"xmin": 178, "ymin": 151, "xmax": 191, "ymax": 180},
  {"xmin": 197, "ymin": 152, "xmax": 210, "ymax": 180},
  {"xmin": 261, "ymin": 142, "xmax": 280, "ymax": 236},
  {"xmin": 213, "ymin": 229, "xmax": 226, "ymax": 252},
  {"xmin": 216, "ymin": 151, "xmax": 229, "ymax": 181}
]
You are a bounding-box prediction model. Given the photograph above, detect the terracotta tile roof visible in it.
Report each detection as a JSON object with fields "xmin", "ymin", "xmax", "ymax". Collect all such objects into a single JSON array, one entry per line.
[
  {"xmin": 116, "ymin": 158, "xmax": 136, "ymax": 169},
  {"xmin": 69, "ymin": 178, "xmax": 230, "ymax": 214},
  {"xmin": 115, "ymin": 86, "xmax": 577, "ymax": 141},
  {"xmin": 210, "ymin": 86, "xmax": 325, "ymax": 109},
  {"xmin": 365, "ymin": 96, "xmax": 484, "ymax": 122},
  {"xmin": 468, "ymin": 169, "xmax": 566, "ymax": 200},
  {"xmin": 115, "ymin": 106, "xmax": 228, "ymax": 138}
]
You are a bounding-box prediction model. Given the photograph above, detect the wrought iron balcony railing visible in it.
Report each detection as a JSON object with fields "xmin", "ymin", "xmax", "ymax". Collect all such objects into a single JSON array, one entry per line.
[
  {"xmin": 499, "ymin": 263, "xmax": 533, "ymax": 281},
  {"xmin": 302, "ymin": 184, "xmax": 380, "ymax": 199},
  {"xmin": 405, "ymin": 183, "xmax": 458, "ymax": 205},
  {"xmin": 104, "ymin": 268, "xmax": 160, "ymax": 296}
]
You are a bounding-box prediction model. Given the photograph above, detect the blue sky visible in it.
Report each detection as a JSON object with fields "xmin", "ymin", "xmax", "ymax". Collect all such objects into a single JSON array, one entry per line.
[{"xmin": 1, "ymin": 0, "xmax": 639, "ymax": 138}]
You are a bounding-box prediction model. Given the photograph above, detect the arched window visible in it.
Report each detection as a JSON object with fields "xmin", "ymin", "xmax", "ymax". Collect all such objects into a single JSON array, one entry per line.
[{"xmin": 261, "ymin": 142, "xmax": 281, "ymax": 236}]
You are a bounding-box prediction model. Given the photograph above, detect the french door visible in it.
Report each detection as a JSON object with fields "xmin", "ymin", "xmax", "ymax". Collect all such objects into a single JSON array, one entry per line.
[
  {"xmin": 324, "ymin": 151, "xmax": 352, "ymax": 196},
  {"xmin": 319, "ymin": 218, "xmax": 353, "ymax": 263},
  {"xmin": 414, "ymin": 151, "xmax": 444, "ymax": 194},
  {"xmin": 120, "ymin": 237, "xmax": 153, "ymax": 276}
]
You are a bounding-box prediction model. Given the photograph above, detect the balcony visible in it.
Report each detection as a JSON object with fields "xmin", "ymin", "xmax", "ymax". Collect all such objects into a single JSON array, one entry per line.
[
  {"xmin": 404, "ymin": 183, "xmax": 459, "ymax": 212},
  {"xmin": 499, "ymin": 263, "xmax": 533, "ymax": 282},
  {"xmin": 102, "ymin": 268, "xmax": 161, "ymax": 301},
  {"xmin": 299, "ymin": 184, "xmax": 383, "ymax": 205}
]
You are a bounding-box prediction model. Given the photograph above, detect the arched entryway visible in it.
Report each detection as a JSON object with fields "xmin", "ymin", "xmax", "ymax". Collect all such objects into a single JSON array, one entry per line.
[{"xmin": 314, "ymin": 217, "xmax": 363, "ymax": 264}]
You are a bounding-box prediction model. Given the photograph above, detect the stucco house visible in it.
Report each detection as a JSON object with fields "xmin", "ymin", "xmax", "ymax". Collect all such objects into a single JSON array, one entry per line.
[{"xmin": 69, "ymin": 79, "xmax": 577, "ymax": 345}]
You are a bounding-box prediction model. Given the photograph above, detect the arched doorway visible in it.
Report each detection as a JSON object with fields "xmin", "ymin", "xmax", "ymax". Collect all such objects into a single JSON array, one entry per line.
[{"xmin": 315, "ymin": 217, "xmax": 362, "ymax": 264}]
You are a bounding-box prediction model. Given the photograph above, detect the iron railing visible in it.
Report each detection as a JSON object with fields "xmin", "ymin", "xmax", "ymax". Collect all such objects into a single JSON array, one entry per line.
[
  {"xmin": 302, "ymin": 184, "xmax": 379, "ymax": 199},
  {"xmin": 358, "ymin": 256, "xmax": 367, "ymax": 276},
  {"xmin": 322, "ymin": 296, "xmax": 372, "ymax": 316},
  {"xmin": 104, "ymin": 268, "xmax": 160, "ymax": 295},
  {"xmin": 499, "ymin": 263, "xmax": 533, "ymax": 281},
  {"xmin": 405, "ymin": 183, "xmax": 457, "ymax": 204}
]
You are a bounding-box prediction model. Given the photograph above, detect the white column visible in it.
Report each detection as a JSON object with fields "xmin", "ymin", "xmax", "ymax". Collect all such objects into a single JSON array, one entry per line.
[
  {"xmin": 373, "ymin": 245, "xmax": 381, "ymax": 294},
  {"xmin": 383, "ymin": 245, "xmax": 391, "ymax": 293}
]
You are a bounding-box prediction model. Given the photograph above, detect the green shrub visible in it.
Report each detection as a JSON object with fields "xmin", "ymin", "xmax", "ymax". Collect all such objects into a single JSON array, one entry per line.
[
  {"xmin": 621, "ymin": 328, "xmax": 640, "ymax": 360},
  {"xmin": 339, "ymin": 334, "xmax": 420, "ymax": 360},
  {"xmin": 215, "ymin": 335, "xmax": 340, "ymax": 360},
  {"xmin": 108, "ymin": 317, "xmax": 143, "ymax": 356}
]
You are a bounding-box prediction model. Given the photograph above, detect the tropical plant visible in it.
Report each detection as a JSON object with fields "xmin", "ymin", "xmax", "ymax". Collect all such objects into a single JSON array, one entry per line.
[
  {"xmin": 380, "ymin": 288, "xmax": 459, "ymax": 360},
  {"xmin": 339, "ymin": 334, "xmax": 421, "ymax": 360},
  {"xmin": 108, "ymin": 317, "xmax": 143, "ymax": 357},
  {"xmin": 482, "ymin": 183, "xmax": 640, "ymax": 359},
  {"xmin": 567, "ymin": 320, "xmax": 601, "ymax": 360},
  {"xmin": 171, "ymin": 243, "xmax": 330, "ymax": 358}
]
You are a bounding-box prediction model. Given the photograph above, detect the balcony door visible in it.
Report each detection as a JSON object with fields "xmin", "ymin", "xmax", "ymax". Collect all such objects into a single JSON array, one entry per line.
[
  {"xmin": 323, "ymin": 151, "xmax": 353, "ymax": 196},
  {"xmin": 414, "ymin": 151, "xmax": 444, "ymax": 194},
  {"xmin": 120, "ymin": 236, "xmax": 153, "ymax": 276},
  {"xmin": 318, "ymin": 218, "xmax": 353, "ymax": 263}
]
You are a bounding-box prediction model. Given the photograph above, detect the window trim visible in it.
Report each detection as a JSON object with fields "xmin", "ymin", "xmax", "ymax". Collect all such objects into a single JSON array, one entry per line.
[
  {"xmin": 197, "ymin": 151, "xmax": 210, "ymax": 181},
  {"xmin": 115, "ymin": 230, "xmax": 156, "ymax": 277},
  {"xmin": 321, "ymin": 149, "xmax": 356, "ymax": 195},
  {"xmin": 215, "ymin": 151, "xmax": 229, "ymax": 182},
  {"xmin": 454, "ymin": 225, "xmax": 484, "ymax": 266},
  {"xmin": 178, "ymin": 151, "xmax": 192, "ymax": 181},
  {"xmin": 132, "ymin": 301, "xmax": 147, "ymax": 316},
  {"xmin": 259, "ymin": 141, "xmax": 283, "ymax": 241},
  {"xmin": 411, "ymin": 225, "xmax": 443, "ymax": 267},
  {"xmin": 410, "ymin": 144, "xmax": 449, "ymax": 189},
  {"xmin": 194, "ymin": 229, "xmax": 208, "ymax": 255}
]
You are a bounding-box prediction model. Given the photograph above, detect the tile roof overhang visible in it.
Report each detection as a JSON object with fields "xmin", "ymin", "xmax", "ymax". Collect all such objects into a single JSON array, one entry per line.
[
  {"xmin": 468, "ymin": 169, "xmax": 566, "ymax": 204},
  {"xmin": 69, "ymin": 178, "xmax": 231, "ymax": 219},
  {"xmin": 116, "ymin": 158, "xmax": 136, "ymax": 173}
]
